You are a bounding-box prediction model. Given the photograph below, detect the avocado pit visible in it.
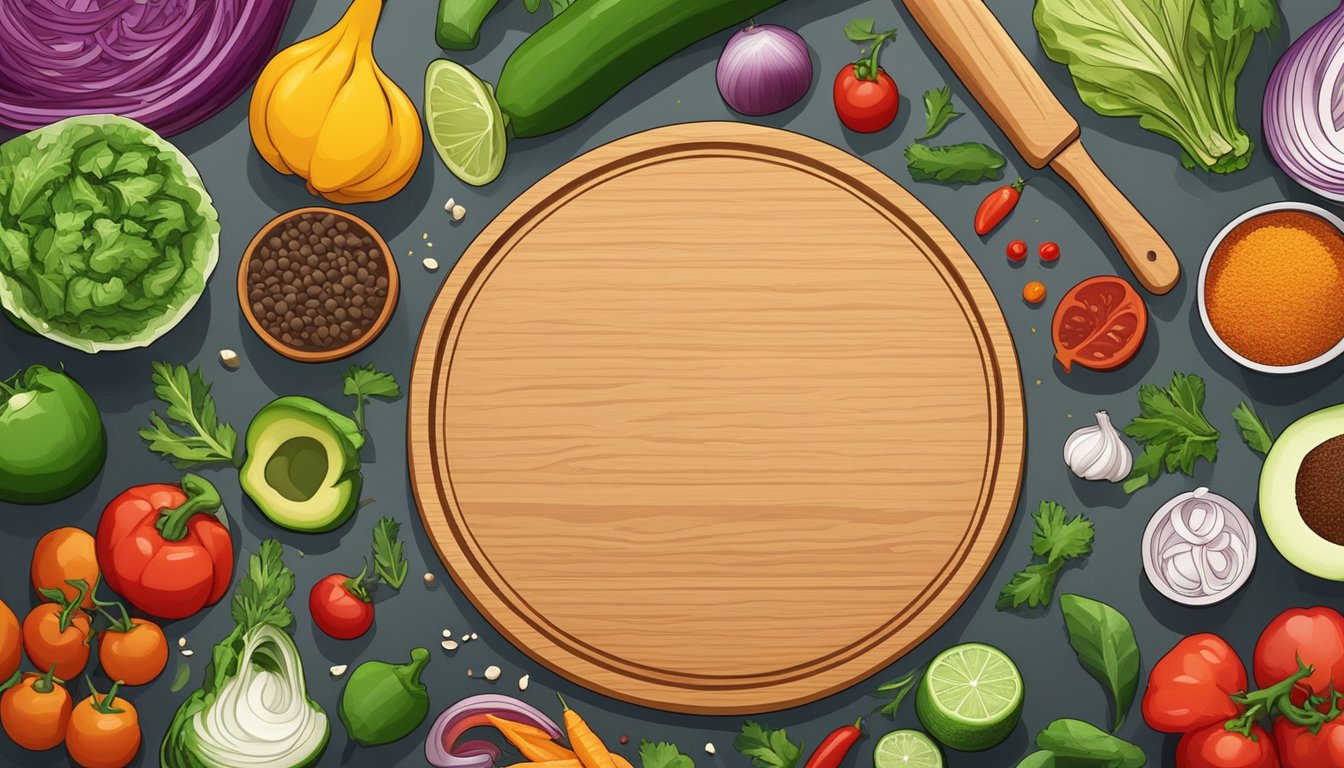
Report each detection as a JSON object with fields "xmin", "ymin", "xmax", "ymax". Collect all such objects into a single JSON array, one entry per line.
[{"xmin": 1295, "ymin": 434, "xmax": 1344, "ymax": 545}]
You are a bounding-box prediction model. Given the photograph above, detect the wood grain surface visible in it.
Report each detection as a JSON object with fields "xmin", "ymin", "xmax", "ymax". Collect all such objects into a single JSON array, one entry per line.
[{"xmin": 408, "ymin": 123, "xmax": 1025, "ymax": 714}]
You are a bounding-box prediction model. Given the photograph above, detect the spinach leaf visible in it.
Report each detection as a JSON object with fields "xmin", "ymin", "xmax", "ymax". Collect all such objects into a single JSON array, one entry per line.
[
  {"xmin": 1060, "ymin": 595, "xmax": 1140, "ymax": 732},
  {"xmin": 1035, "ymin": 719, "xmax": 1145, "ymax": 768}
]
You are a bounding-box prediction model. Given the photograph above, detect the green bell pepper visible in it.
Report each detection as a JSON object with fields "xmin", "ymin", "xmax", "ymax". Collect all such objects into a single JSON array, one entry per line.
[
  {"xmin": 0, "ymin": 364, "xmax": 106, "ymax": 504},
  {"xmin": 340, "ymin": 647, "xmax": 431, "ymax": 747}
]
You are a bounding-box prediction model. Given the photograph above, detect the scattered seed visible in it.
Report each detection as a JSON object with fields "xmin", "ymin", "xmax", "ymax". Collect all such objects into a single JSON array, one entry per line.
[
  {"xmin": 422, "ymin": 233, "xmax": 429, "ymax": 240},
  {"xmin": 442, "ymin": 640, "xmax": 459, "ymax": 651},
  {"xmin": 424, "ymin": 572, "xmax": 437, "ymax": 587},
  {"xmin": 181, "ymin": 649, "xmax": 194, "ymax": 657},
  {"xmin": 705, "ymin": 744, "xmax": 716, "ymax": 755},
  {"xmin": 218, "ymin": 349, "xmax": 240, "ymax": 370},
  {"xmin": 451, "ymin": 205, "xmax": 466, "ymax": 222},
  {"xmin": 470, "ymin": 632, "xmax": 479, "ymax": 641},
  {"xmin": 620, "ymin": 736, "xmax": 629, "ymax": 745},
  {"xmin": 442, "ymin": 629, "xmax": 453, "ymax": 638},
  {"xmin": 484, "ymin": 665, "xmax": 502, "ymax": 682},
  {"xmin": 519, "ymin": 674, "xmax": 530, "ymax": 691},
  {"xmin": 423, "ymin": 258, "xmax": 439, "ymax": 272},
  {"xmin": 177, "ymin": 637, "xmax": 187, "ymax": 648},
  {"xmin": 330, "ymin": 664, "xmax": 348, "ymax": 677},
  {"xmin": 427, "ymin": 242, "xmax": 434, "ymax": 248},
  {"xmin": 444, "ymin": 198, "xmax": 456, "ymax": 212},
  {"xmin": 467, "ymin": 668, "xmax": 474, "ymax": 677}
]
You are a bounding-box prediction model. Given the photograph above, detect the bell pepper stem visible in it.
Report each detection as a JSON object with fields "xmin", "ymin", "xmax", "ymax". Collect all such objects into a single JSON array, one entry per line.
[
  {"xmin": 156, "ymin": 474, "xmax": 223, "ymax": 542},
  {"xmin": 399, "ymin": 647, "xmax": 431, "ymax": 685}
]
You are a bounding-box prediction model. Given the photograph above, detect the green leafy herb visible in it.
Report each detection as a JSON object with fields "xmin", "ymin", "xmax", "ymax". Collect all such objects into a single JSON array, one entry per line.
[
  {"xmin": 1034, "ymin": 719, "xmax": 1145, "ymax": 768},
  {"xmin": 640, "ymin": 741, "xmax": 696, "ymax": 768},
  {"xmin": 921, "ymin": 87, "xmax": 963, "ymax": 139},
  {"xmin": 371, "ymin": 517, "xmax": 408, "ymax": 589},
  {"xmin": 1122, "ymin": 372, "xmax": 1220, "ymax": 492},
  {"xmin": 342, "ymin": 364, "xmax": 401, "ymax": 433},
  {"xmin": 843, "ymin": 18, "xmax": 898, "ymax": 83},
  {"xmin": 1034, "ymin": 0, "xmax": 1276, "ymax": 174},
  {"xmin": 1232, "ymin": 401, "xmax": 1274, "ymax": 456},
  {"xmin": 139, "ymin": 361, "xmax": 240, "ymax": 468},
  {"xmin": 169, "ymin": 659, "xmax": 191, "ymax": 693},
  {"xmin": 905, "ymin": 142, "xmax": 1006, "ymax": 184},
  {"xmin": 230, "ymin": 539, "xmax": 295, "ymax": 632},
  {"xmin": 998, "ymin": 502, "xmax": 1093, "ymax": 610},
  {"xmin": 1059, "ymin": 595, "xmax": 1140, "ymax": 732},
  {"xmin": 1015, "ymin": 753, "xmax": 1056, "ymax": 768},
  {"xmin": 871, "ymin": 669, "xmax": 918, "ymax": 718},
  {"xmin": 735, "ymin": 721, "xmax": 803, "ymax": 768}
]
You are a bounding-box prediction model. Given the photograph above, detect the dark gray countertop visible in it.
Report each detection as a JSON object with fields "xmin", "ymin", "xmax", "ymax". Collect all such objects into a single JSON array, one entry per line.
[{"xmin": 1, "ymin": 1, "xmax": 1340, "ymax": 765}]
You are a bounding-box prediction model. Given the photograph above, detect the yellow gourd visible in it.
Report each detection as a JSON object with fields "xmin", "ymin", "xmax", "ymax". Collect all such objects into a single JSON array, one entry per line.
[{"xmin": 249, "ymin": 0, "xmax": 422, "ymax": 203}]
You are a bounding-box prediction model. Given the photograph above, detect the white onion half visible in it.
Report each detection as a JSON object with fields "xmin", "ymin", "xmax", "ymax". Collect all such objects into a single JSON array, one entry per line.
[{"xmin": 1142, "ymin": 488, "xmax": 1256, "ymax": 606}]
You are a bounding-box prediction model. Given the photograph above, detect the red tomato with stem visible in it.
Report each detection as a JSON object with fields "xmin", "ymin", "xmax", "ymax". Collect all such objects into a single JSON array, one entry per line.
[
  {"xmin": 1178, "ymin": 724, "xmax": 1279, "ymax": 768},
  {"xmin": 309, "ymin": 572, "xmax": 373, "ymax": 640},
  {"xmin": 1143, "ymin": 633, "xmax": 1248, "ymax": 734},
  {"xmin": 1275, "ymin": 719, "xmax": 1344, "ymax": 768},
  {"xmin": 95, "ymin": 475, "xmax": 233, "ymax": 620},
  {"xmin": 834, "ymin": 22, "xmax": 898, "ymax": 133},
  {"xmin": 1255, "ymin": 607, "xmax": 1344, "ymax": 706}
]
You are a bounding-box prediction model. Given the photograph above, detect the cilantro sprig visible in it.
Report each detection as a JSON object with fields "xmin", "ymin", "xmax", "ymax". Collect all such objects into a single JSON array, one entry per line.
[
  {"xmin": 1122, "ymin": 373, "xmax": 1219, "ymax": 493},
  {"xmin": 140, "ymin": 361, "xmax": 241, "ymax": 468},
  {"xmin": 342, "ymin": 363, "xmax": 401, "ymax": 434},
  {"xmin": 735, "ymin": 721, "xmax": 803, "ymax": 768},
  {"xmin": 997, "ymin": 501, "xmax": 1094, "ymax": 611},
  {"xmin": 921, "ymin": 87, "xmax": 963, "ymax": 139},
  {"xmin": 640, "ymin": 741, "xmax": 695, "ymax": 768},
  {"xmin": 1232, "ymin": 400, "xmax": 1274, "ymax": 456}
]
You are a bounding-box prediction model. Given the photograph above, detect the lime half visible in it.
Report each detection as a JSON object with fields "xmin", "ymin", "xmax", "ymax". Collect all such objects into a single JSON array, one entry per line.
[
  {"xmin": 424, "ymin": 59, "xmax": 507, "ymax": 186},
  {"xmin": 873, "ymin": 730, "xmax": 943, "ymax": 768},
  {"xmin": 915, "ymin": 642, "xmax": 1023, "ymax": 752}
]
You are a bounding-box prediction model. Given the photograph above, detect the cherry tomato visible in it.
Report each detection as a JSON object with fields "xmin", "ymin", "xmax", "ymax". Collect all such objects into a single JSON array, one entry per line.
[
  {"xmin": 1177, "ymin": 724, "xmax": 1279, "ymax": 768},
  {"xmin": 1, "ymin": 670, "xmax": 71, "ymax": 751},
  {"xmin": 1023, "ymin": 281, "xmax": 1046, "ymax": 304},
  {"xmin": 32, "ymin": 527, "xmax": 99, "ymax": 609},
  {"xmin": 309, "ymin": 573, "xmax": 373, "ymax": 640},
  {"xmin": 1039, "ymin": 242, "xmax": 1061, "ymax": 262},
  {"xmin": 0, "ymin": 598, "xmax": 21, "ymax": 682},
  {"xmin": 98, "ymin": 618, "xmax": 168, "ymax": 687},
  {"xmin": 66, "ymin": 681, "xmax": 140, "ymax": 768},
  {"xmin": 1255, "ymin": 607, "xmax": 1344, "ymax": 707},
  {"xmin": 1006, "ymin": 240, "xmax": 1028, "ymax": 262},
  {"xmin": 1275, "ymin": 719, "xmax": 1344, "ymax": 768},
  {"xmin": 833, "ymin": 67, "xmax": 898, "ymax": 133},
  {"xmin": 23, "ymin": 602, "xmax": 92, "ymax": 681},
  {"xmin": 1143, "ymin": 634, "xmax": 1247, "ymax": 734}
]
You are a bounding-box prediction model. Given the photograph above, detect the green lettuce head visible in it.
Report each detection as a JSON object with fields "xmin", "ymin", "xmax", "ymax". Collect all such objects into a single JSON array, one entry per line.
[{"xmin": 0, "ymin": 114, "xmax": 220, "ymax": 352}]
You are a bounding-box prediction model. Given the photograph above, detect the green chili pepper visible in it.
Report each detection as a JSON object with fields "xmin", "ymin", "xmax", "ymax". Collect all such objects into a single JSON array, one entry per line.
[{"xmin": 339, "ymin": 647, "xmax": 431, "ymax": 747}]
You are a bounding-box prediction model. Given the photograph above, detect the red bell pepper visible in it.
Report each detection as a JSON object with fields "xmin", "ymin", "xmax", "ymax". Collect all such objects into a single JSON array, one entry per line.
[
  {"xmin": 1143, "ymin": 634, "xmax": 1249, "ymax": 734},
  {"xmin": 94, "ymin": 474, "xmax": 233, "ymax": 620}
]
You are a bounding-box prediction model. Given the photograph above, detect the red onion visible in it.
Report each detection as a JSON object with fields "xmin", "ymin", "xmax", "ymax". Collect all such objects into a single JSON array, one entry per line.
[
  {"xmin": 425, "ymin": 694, "xmax": 562, "ymax": 768},
  {"xmin": 0, "ymin": 0, "xmax": 293, "ymax": 137},
  {"xmin": 1263, "ymin": 2, "xmax": 1344, "ymax": 201},
  {"xmin": 716, "ymin": 23, "xmax": 812, "ymax": 116}
]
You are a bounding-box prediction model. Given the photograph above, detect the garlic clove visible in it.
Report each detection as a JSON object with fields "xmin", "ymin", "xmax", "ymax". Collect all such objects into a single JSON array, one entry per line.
[{"xmin": 1064, "ymin": 410, "xmax": 1133, "ymax": 483}]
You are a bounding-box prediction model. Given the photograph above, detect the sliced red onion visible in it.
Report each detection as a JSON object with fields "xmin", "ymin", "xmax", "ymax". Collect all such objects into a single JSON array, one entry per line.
[
  {"xmin": 716, "ymin": 23, "xmax": 813, "ymax": 117},
  {"xmin": 425, "ymin": 694, "xmax": 563, "ymax": 768},
  {"xmin": 1142, "ymin": 488, "xmax": 1256, "ymax": 606},
  {"xmin": 1263, "ymin": 2, "xmax": 1344, "ymax": 201}
]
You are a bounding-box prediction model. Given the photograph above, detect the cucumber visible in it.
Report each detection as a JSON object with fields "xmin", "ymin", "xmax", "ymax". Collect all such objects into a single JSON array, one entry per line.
[
  {"xmin": 436, "ymin": 0, "xmax": 500, "ymax": 50},
  {"xmin": 496, "ymin": 0, "xmax": 785, "ymax": 137}
]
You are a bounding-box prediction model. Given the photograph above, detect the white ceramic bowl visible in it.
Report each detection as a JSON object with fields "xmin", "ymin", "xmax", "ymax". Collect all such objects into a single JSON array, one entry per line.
[
  {"xmin": 1198, "ymin": 201, "xmax": 1344, "ymax": 374},
  {"xmin": 1142, "ymin": 488, "xmax": 1256, "ymax": 607}
]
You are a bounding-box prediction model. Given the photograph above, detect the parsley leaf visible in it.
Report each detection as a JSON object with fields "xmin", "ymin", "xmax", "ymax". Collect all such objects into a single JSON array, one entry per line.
[
  {"xmin": 371, "ymin": 517, "xmax": 408, "ymax": 589},
  {"xmin": 872, "ymin": 669, "xmax": 919, "ymax": 718},
  {"xmin": 921, "ymin": 87, "xmax": 963, "ymax": 139},
  {"xmin": 640, "ymin": 741, "xmax": 695, "ymax": 768},
  {"xmin": 230, "ymin": 539, "xmax": 295, "ymax": 632},
  {"xmin": 1122, "ymin": 373, "xmax": 1219, "ymax": 492},
  {"xmin": 735, "ymin": 722, "xmax": 802, "ymax": 768},
  {"xmin": 998, "ymin": 501, "xmax": 1094, "ymax": 611},
  {"xmin": 1232, "ymin": 401, "xmax": 1274, "ymax": 456},
  {"xmin": 342, "ymin": 364, "xmax": 401, "ymax": 433},
  {"xmin": 905, "ymin": 142, "xmax": 1005, "ymax": 184},
  {"xmin": 139, "ymin": 361, "xmax": 240, "ymax": 468}
]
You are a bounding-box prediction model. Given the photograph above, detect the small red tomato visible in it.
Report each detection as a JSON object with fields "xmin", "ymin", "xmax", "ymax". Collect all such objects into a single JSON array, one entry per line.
[
  {"xmin": 1006, "ymin": 240, "xmax": 1027, "ymax": 262},
  {"xmin": 1276, "ymin": 719, "xmax": 1344, "ymax": 768},
  {"xmin": 1255, "ymin": 607, "xmax": 1344, "ymax": 707},
  {"xmin": 1143, "ymin": 634, "xmax": 1248, "ymax": 734},
  {"xmin": 309, "ymin": 574, "xmax": 373, "ymax": 640},
  {"xmin": 1039, "ymin": 242, "xmax": 1060, "ymax": 262},
  {"xmin": 833, "ymin": 66, "xmax": 898, "ymax": 133},
  {"xmin": 1178, "ymin": 724, "xmax": 1279, "ymax": 768}
]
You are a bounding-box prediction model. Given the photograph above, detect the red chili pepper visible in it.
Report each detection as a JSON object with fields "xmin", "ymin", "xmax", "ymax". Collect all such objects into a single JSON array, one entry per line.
[
  {"xmin": 803, "ymin": 718, "xmax": 862, "ymax": 768},
  {"xmin": 974, "ymin": 177, "xmax": 1026, "ymax": 236}
]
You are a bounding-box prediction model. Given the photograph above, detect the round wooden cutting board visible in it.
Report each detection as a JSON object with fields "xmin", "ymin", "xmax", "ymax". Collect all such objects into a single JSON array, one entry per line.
[{"xmin": 409, "ymin": 123, "xmax": 1024, "ymax": 714}]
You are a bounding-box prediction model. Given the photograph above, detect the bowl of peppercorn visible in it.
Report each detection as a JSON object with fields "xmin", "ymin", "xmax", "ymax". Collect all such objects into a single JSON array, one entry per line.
[{"xmin": 239, "ymin": 207, "xmax": 398, "ymax": 362}]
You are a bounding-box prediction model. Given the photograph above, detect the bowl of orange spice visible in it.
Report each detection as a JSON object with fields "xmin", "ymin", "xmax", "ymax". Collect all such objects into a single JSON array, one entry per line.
[{"xmin": 1199, "ymin": 202, "xmax": 1344, "ymax": 374}]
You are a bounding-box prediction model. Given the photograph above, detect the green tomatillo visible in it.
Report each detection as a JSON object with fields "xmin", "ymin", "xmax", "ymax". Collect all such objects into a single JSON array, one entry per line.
[
  {"xmin": 340, "ymin": 647, "xmax": 431, "ymax": 747},
  {"xmin": 0, "ymin": 364, "xmax": 105, "ymax": 504}
]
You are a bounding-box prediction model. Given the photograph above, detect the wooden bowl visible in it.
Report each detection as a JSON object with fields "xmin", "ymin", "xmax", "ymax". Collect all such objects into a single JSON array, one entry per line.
[{"xmin": 238, "ymin": 206, "xmax": 399, "ymax": 363}]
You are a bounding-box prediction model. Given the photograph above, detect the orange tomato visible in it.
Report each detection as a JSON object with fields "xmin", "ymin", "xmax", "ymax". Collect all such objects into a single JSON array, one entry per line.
[
  {"xmin": 0, "ymin": 598, "xmax": 21, "ymax": 681},
  {"xmin": 22, "ymin": 603, "xmax": 91, "ymax": 680},
  {"xmin": 1, "ymin": 671, "xmax": 72, "ymax": 751},
  {"xmin": 1023, "ymin": 280, "xmax": 1047, "ymax": 304},
  {"xmin": 98, "ymin": 619, "xmax": 167, "ymax": 686},
  {"xmin": 32, "ymin": 527, "xmax": 99, "ymax": 609},
  {"xmin": 65, "ymin": 682, "xmax": 140, "ymax": 768}
]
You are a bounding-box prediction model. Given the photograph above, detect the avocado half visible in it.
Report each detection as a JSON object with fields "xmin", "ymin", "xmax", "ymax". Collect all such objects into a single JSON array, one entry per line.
[
  {"xmin": 240, "ymin": 397, "xmax": 363, "ymax": 533},
  {"xmin": 1260, "ymin": 403, "xmax": 1344, "ymax": 580}
]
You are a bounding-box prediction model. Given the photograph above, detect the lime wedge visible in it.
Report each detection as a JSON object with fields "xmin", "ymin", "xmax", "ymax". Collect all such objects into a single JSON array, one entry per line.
[
  {"xmin": 424, "ymin": 59, "xmax": 507, "ymax": 186},
  {"xmin": 915, "ymin": 642, "xmax": 1023, "ymax": 752},
  {"xmin": 873, "ymin": 730, "xmax": 943, "ymax": 768}
]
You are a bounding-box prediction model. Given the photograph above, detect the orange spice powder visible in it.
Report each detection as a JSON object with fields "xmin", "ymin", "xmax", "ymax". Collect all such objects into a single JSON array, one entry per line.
[{"xmin": 1205, "ymin": 211, "xmax": 1344, "ymax": 367}]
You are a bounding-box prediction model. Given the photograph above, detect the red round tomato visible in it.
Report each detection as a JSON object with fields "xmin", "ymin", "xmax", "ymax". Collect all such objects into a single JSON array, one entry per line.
[
  {"xmin": 1275, "ymin": 720, "xmax": 1344, "ymax": 768},
  {"xmin": 1255, "ymin": 607, "xmax": 1344, "ymax": 706},
  {"xmin": 1178, "ymin": 724, "xmax": 1279, "ymax": 768},
  {"xmin": 833, "ymin": 66, "xmax": 898, "ymax": 133},
  {"xmin": 309, "ymin": 574, "xmax": 373, "ymax": 640},
  {"xmin": 1052, "ymin": 276, "xmax": 1148, "ymax": 373},
  {"xmin": 1144, "ymin": 634, "xmax": 1248, "ymax": 734}
]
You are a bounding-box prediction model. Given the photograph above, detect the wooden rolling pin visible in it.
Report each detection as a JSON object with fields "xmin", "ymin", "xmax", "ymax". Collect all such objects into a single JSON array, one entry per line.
[{"xmin": 903, "ymin": 0, "xmax": 1180, "ymax": 294}]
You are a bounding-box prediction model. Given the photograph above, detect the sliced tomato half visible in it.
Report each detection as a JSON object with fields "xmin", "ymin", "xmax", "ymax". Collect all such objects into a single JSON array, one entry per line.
[{"xmin": 1052, "ymin": 276, "xmax": 1148, "ymax": 373}]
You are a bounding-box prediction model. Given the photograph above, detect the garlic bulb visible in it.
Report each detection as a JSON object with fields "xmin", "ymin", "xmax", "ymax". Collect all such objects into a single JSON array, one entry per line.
[{"xmin": 1063, "ymin": 411, "xmax": 1132, "ymax": 482}]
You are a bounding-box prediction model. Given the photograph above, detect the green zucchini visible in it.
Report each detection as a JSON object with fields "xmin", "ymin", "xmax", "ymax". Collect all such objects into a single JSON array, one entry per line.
[
  {"xmin": 496, "ymin": 0, "xmax": 786, "ymax": 137},
  {"xmin": 436, "ymin": 0, "xmax": 501, "ymax": 50}
]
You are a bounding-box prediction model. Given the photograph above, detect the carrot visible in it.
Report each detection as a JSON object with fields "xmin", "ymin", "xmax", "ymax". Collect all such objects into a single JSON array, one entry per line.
[
  {"xmin": 487, "ymin": 715, "xmax": 577, "ymax": 762},
  {"xmin": 611, "ymin": 755, "xmax": 636, "ymax": 768},
  {"xmin": 558, "ymin": 694, "xmax": 616, "ymax": 768},
  {"xmin": 504, "ymin": 761, "xmax": 583, "ymax": 768}
]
